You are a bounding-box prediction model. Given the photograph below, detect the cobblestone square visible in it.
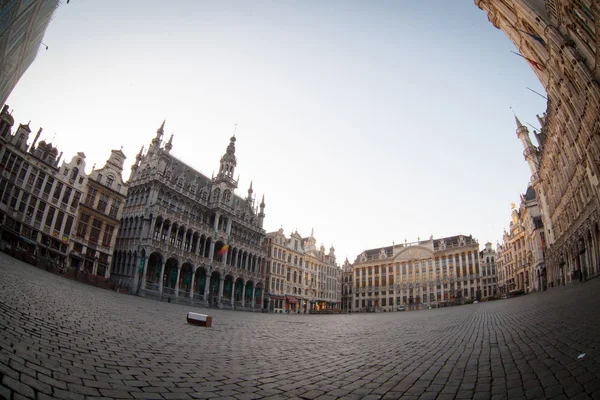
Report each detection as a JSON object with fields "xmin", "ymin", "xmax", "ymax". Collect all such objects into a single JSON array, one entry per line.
[{"xmin": 1, "ymin": 252, "xmax": 600, "ymax": 399}]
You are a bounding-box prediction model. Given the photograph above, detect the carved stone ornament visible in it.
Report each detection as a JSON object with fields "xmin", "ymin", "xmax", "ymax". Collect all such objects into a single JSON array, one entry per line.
[{"xmin": 379, "ymin": 248, "xmax": 387, "ymax": 260}]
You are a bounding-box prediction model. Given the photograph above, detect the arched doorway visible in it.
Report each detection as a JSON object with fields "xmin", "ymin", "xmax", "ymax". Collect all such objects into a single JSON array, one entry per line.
[
  {"xmin": 194, "ymin": 267, "xmax": 207, "ymax": 301},
  {"xmin": 163, "ymin": 257, "xmax": 178, "ymax": 296},
  {"xmin": 145, "ymin": 252, "xmax": 163, "ymax": 292},
  {"xmin": 209, "ymin": 271, "xmax": 221, "ymax": 306},
  {"xmin": 234, "ymin": 278, "xmax": 244, "ymax": 303},
  {"xmin": 245, "ymin": 280, "xmax": 254, "ymax": 307},
  {"xmin": 178, "ymin": 262, "xmax": 193, "ymax": 297},
  {"xmin": 255, "ymin": 282, "xmax": 263, "ymax": 309},
  {"xmin": 223, "ymin": 275, "xmax": 234, "ymax": 303}
]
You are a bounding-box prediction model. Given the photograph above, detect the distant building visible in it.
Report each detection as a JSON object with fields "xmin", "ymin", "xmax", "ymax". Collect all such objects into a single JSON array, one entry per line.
[
  {"xmin": 0, "ymin": 104, "xmax": 86, "ymax": 269},
  {"xmin": 341, "ymin": 258, "xmax": 353, "ymax": 312},
  {"xmin": 0, "ymin": 0, "xmax": 60, "ymax": 105},
  {"xmin": 113, "ymin": 122, "xmax": 267, "ymax": 310},
  {"xmin": 263, "ymin": 228, "xmax": 341, "ymax": 313},
  {"xmin": 70, "ymin": 150, "xmax": 127, "ymax": 277},
  {"xmin": 476, "ymin": 0, "xmax": 600, "ymax": 287},
  {"xmin": 352, "ymin": 235, "xmax": 482, "ymax": 313},
  {"xmin": 479, "ymin": 242, "xmax": 498, "ymax": 298}
]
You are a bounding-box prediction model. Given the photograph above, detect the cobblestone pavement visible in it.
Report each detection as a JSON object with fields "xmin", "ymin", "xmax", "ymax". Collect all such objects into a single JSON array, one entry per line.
[{"xmin": 1, "ymin": 253, "xmax": 600, "ymax": 400}]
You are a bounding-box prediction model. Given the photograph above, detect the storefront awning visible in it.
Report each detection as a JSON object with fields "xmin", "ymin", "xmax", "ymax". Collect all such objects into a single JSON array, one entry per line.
[
  {"xmin": 286, "ymin": 295, "xmax": 297, "ymax": 304},
  {"xmin": 268, "ymin": 293, "xmax": 285, "ymax": 301},
  {"xmin": 19, "ymin": 236, "xmax": 37, "ymax": 246}
]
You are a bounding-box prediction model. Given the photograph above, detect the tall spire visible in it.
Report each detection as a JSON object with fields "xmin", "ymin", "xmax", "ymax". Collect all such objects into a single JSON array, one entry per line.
[
  {"xmin": 215, "ymin": 136, "xmax": 238, "ymax": 186},
  {"xmin": 515, "ymin": 115, "xmax": 524, "ymax": 129},
  {"xmin": 165, "ymin": 133, "xmax": 173, "ymax": 153},
  {"xmin": 156, "ymin": 120, "xmax": 165, "ymax": 139}
]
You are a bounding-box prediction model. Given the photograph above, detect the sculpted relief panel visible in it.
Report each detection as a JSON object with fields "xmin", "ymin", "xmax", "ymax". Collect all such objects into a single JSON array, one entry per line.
[{"xmin": 394, "ymin": 246, "xmax": 433, "ymax": 262}]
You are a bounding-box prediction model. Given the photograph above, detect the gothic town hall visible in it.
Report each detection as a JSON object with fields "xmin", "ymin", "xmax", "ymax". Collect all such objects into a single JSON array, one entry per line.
[{"xmin": 112, "ymin": 122, "xmax": 267, "ymax": 310}]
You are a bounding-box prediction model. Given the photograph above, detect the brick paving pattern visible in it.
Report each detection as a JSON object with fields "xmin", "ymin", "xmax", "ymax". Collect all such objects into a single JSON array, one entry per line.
[{"xmin": 1, "ymin": 252, "xmax": 600, "ymax": 399}]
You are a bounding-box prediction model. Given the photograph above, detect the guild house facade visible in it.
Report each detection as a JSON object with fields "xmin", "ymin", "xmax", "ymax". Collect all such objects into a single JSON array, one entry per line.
[{"xmin": 352, "ymin": 235, "xmax": 482, "ymax": 312}]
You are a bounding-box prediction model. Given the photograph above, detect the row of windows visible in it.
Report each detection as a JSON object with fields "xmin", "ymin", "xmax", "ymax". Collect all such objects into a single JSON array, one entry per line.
[
  {"xmin": 84, "ymin": 186, "xmax": 121, "ymax": 218},
  {"xmin": 76, "ymin": 213, "xmax": 115, "ymax": 247},
  {"xmin": 0, "ymin": 178, "xmax": 75, "ymax": 236}
]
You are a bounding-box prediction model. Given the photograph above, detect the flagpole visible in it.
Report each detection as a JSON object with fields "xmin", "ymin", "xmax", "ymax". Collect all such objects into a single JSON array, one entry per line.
[{"xmin": 526, "ymin": 87, "xmax": 547, "ymax": 100}]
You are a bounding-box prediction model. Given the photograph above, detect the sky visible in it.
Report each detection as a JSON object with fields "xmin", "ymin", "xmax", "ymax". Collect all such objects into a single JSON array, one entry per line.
[{"xmin": 6, "ymin": 0, "xmax": 548, "ymax": 264}]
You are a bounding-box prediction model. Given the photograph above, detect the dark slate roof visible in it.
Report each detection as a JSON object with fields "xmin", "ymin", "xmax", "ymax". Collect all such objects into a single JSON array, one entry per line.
[
  {"xmin": 433, "ymin": 234, "xmax": 476, "ymax": 248},
  {"xmin": 364, "ymin": 245, "xmax": 394, "ymax": 257},
  {"xmin": 524, "ymin": 186, "xmax": 536, "ymax": 201}
]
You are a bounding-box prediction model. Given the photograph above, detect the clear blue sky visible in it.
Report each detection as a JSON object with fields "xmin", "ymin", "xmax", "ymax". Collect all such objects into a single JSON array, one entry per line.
[{"xmin": 7, "ymin": 0, "xmax": 547, "ymax": 263}]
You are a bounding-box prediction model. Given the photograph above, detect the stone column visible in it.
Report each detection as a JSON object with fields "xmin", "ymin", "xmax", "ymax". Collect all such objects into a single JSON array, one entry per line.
[
  {"xmin": 218, "ymin": 276, "xmax": 224, "ymax": 305},
  {"xmin": 158, "ymin": 263, "xmax": 166, "ymax": 295},
  {"xmin": 189, "ymin": 268, "xmax": 196, "ymax": 300},
  {"xmin": 241, "ymin": 283, "xmax": 246, "ymax": 308},
  {"xmin": 204, "ymin": 274, "xmax": 212, "ymax": 305},
  {"xmin": 167, "ymin": 223, "xmax": 173, "ymax": 245},
  {"xmin": 208, "ymin": 240, "xmax": 216, "ymax": 262},
  {"xmin": 244, "ymin": 253, "xmax": 250, "ymax": 270},
  {"xmin": 259, "ymin": 284, "xmax": 265, "ymax": 311},
  {"xmin": 135, "ymin": 254, "xmax": 148, "ymax": 293},
  {"xmin": 175, "ymin": 266, "xmax": 181, "ymax": 297},
  {"xmin": 251, "ymin": 285, "xmax": 256, "ymax": 309}
]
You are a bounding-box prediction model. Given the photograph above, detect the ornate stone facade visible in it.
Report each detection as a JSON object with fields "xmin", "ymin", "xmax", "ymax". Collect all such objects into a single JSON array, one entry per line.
[
  {"xmin": 476, "ymin": 0, "xmax": 600, "ymax": 287},
  {"xmin": 0, "ymin": 105, "xmax": 87, "ymax": 269},
  {"xmin": 263, "ymin": 228, "xmax": 341, "ymax": 313},
  {"xmin": 351, "ymin": 235, "xmax": 482, "ymax": 313},
  {"xmin": 113, "ymin": 122, "xmax": 267, "ymax": 311},
  {"xmin": 479, "ymin": 242, "xmax": 498, "ymax": 298},
  {"xmin": 70, "ymin": 150, "xmax": 128, "ymax": 277}
]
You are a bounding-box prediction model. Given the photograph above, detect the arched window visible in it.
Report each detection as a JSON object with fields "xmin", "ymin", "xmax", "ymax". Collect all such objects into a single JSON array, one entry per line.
[{"xmin": 71, "ymin": 167, "xmax": 79, "ymax": 181}]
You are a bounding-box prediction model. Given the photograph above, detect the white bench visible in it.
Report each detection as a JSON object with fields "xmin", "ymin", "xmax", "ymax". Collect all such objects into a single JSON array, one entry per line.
[{"xmin": 186, "ymin": 312, "xmax": 212, "ymax": 327}]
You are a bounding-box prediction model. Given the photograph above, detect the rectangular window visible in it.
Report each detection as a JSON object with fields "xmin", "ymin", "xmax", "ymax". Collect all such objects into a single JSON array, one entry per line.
[
  {"xmin": 10, "ymin": 157, "xmax": 22, "ymax": 176},
  {"xmin": 89, "ymin": 218, "xmax": 102, "ymax": 242},
  {"xmin": 71, "ymin": 191, "xmax": 81, "ymax": 208},
  {"xmin": 54, "ymin": 211, "xmax": 64, "ymax": 232},
  {"xmin": 106, "ymin": 176, "xmax": 114, "ymax": 188},
  {"xmin": 97, "ymin": 193, "xmax": 109, "ymax": 213},
  {"xmin": 102, "ymin": 225, "xmax": 114, "ymax": 247},
  {"xmin": 26, "ymin": 198, "xmax": 36, "ymax": 219},
  {"xmin": 18, "ymin": 192, "xmax": 29, "ymax": 213},
  {"xmin": 85, "ymin": 187, "xmax": 97, "ymax": 207},
  {"xmin": 45, "ymin": 207, "xmax": 56, "ymax": 227},
  {"xmin": 44, "ymin": 177, "xmax": 54, "ymax": 195},
  {"xmin": 77, "ymin": 213, "xmax": 90, "ymax": 237},
  {"xmin": 9, "ymin": 187, "xmax": 19, "ymax": 209},
  {"xmin": 61, "ymin": 186, "xmax": 72, "ymax": 205},
  {"xmin": 53, "ymin": 182, "xmax": 63, "ymax": 201},
  {"xmin": 0, "ymin": 151, "xmax": 11, "ymax": 168},
  {"xmin": 64, "ymin": 215, "xmax": 74, "ymax": 236},
  {"xmin": 26, "ymin": 169, "xmax": 37, "ymax": 186},
  {"xmin": 35, "ymin": 202, "xmax": 46, "ymax": 223},
  {"xmin": 35, "ymin": 172, "xmax": 45, "ymax": 190},
  {"xmin": 109, "ymin": 199, "xmax": 121, "ymax": 218}
]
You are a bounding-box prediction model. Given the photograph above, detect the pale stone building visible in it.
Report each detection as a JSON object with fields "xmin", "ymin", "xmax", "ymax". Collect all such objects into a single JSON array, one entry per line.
[
  {"xmin": 0, "ymin": 105, "xmax": 87, "ymax": 269},
  {"xmin": 113, "ymin": 122, "xmax": 267, "ymax": 310},
  {"xmin": 352, "ymin": 235, "xmax": 482, "ymax": 313},
  {"xmin": 264, "ymin": 228, "xmax": 341, "ymax": 313},
  {"xmin": 475, "ymin": 0, "xmax": 600, "ymax": 288},
  {"xmin": 479, "ymin": 242, "xmax": 498, "ymax": 298},
  {"xmin": 70, "ymin": 150, "xmax": 127, "ymax": 277},
  {"xmin": 341, "ymin": 258, "xmax": 353, "ymax": 312}
]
